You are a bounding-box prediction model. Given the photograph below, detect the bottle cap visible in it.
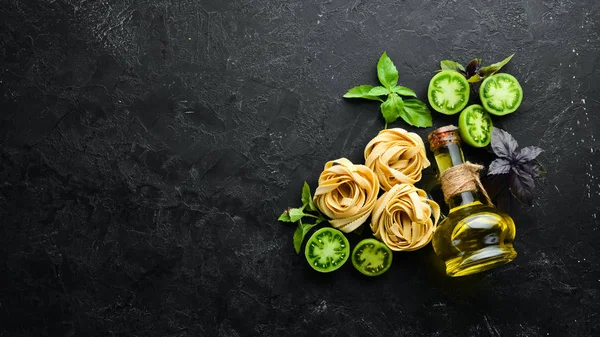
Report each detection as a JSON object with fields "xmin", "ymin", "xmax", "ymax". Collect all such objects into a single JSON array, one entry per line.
[{"xmin": 427, "ymin": 125, "xmax": 461, "ymax": 152}]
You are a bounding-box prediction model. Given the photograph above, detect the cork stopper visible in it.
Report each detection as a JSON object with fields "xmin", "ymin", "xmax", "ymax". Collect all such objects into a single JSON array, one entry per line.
[{"xmin": 427, "ymin": 125, "xmax": 461, "ymax": 152}]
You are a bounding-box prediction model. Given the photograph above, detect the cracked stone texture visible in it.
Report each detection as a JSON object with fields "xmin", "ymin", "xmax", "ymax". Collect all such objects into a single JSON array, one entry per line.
[{"xmin": 1, "ymin": 0, "xmax": 599, "ymax": 336}]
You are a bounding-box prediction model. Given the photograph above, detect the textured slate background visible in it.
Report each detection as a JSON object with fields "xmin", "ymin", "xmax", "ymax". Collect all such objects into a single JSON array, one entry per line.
[{"xmin": 1, "ymin": 0, "xmax": 599, "ymax": 336}]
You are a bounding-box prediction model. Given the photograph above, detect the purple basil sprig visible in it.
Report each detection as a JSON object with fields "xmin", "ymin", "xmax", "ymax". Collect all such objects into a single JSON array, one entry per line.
[
  {"xmin": 439, "ymin": 54, "xmax": 514, "ymax": 84},
  {"xmin": 487, "ymin": 127, "xmax": 545, "ymax": 205}
]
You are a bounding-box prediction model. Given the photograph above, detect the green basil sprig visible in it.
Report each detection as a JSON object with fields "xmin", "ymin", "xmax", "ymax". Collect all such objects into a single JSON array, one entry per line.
[
  {"xmin": 344, "ymin": 52, "xmax": 432, "ymax": 128},
  {"xmin": 278, "ymin": 182, "xmax": 327, "ymax": 253}
]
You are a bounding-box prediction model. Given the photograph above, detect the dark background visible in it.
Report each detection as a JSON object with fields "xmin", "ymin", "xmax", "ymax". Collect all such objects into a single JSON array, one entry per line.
[{"xmin": 1, "ymin": 0, "xmax": 599, "ymax": 336}]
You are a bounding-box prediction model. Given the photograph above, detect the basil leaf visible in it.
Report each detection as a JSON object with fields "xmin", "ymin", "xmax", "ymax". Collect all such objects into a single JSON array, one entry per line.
[
  {"xmin": 377, "ymin": 52, "xmax": 399, "ymax": 89},
  {"xmin": 491, "ymin": 127, "xmax": 518, "ymax": 159},
  {"xmin": 301, "ymin": 181, "xmax": 316, "ymax": 211},
  {"xmin": 440, "ymin": 60, "xmax": 465, "ymax": 72},
  {"xmin": 509, "ymin": 166, "xmax": 535, "ymax": 205},
  {"xmin": 367, "ymin": 86, "xmax": 390, "ymax": 96},
  {"xmin": 392, "ymin": 85, "xmax": 417, "ymax": 97},
  {"xmin": 278, "ymin": 210, "xmax": 292, "ymax": 222},
  {"xmin": 480, "ymin": 54, "xmax": 515, "ymax": 77},
  {"xmin": 293, "ymin": 222, "xmax": 318, "ymax": 254},
  {"xmin": 488, "ymin": 158, "xmax": 511, "ymax": 175},
  {"xmin": 380, "ymin": 93, "xmax": 404, "ymax": 124},
  {"xmin": 289, "ymin": 208, "xmax": 307, "ymax": 222},
  {"xmin": 401, "ymin": 99, "xmax": 432, "ymax": 128},
  {"xmin": 522, "ymin": 161, "xmax": 545, "ymax": 179},
  {"xmin": 465, "ymin": 58, "xmax": 482, "ymax": 77},
  {"xmin": 483, "ymin": 174, "xmax": 509, "ymax": 201},
  {"xmin": 514, "ymin": 146, "xmax": 544, "ymax": 164},
  {"xmin": 344, "ymin": 85, "xmax": 383, "ymax": 101},
  {"xmin": 467, "ymin": 74, "xmax": 483, "ymax": 83}
]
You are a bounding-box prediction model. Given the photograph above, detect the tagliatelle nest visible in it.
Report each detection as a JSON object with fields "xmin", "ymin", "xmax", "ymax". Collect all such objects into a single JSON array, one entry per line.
[
  {"xmin": 313, "ymin": 158, "xmax": 379, "ymax": 233},
  {"xmin": 371, "ymin": 184, "xmax": 440, "ymax": 251},
  {"xmin": 364, "ymin": 128, "xmax": 430, "ymax": 191}
]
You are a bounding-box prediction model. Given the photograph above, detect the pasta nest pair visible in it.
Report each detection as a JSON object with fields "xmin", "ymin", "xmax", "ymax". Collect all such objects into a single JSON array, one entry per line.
[
  {"xmin": 365, "ymin": 128, "xmax": 439, "ymax": 250},
  {"xmin": 364, "ymin": 128, "xmax": 430, "ymax": 191}
]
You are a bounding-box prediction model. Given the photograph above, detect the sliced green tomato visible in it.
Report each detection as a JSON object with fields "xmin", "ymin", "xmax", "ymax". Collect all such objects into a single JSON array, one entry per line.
[
  {"xmin": 427, "ymin": 70, "xmax": 470, "ymax": 115},
  {"xmin": 479, "ymin": 73, "xmax": 523, "ymax": 116},
  {"xmin": 458, "ymin": 104, "xmax": 493, "ymax": 148},
  {"xmin": 351, "ymin": 238, "xmax": 393, "ymax": 276},
  {"xmin": 305, "ymin": 227, "xmax": 350, "ymax": 273}
]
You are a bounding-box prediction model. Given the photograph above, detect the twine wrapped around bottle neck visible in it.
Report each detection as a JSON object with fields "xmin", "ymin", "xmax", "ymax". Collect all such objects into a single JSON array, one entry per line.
[{"xmin": 439, "ymin": 162, "xmax": 493, "ymax": 206}]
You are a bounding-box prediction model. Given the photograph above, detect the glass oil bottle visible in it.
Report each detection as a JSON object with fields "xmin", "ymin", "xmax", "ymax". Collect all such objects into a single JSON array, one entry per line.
[{"xmin": 428, "ymin": 126, "xmax": 517, "ymax": 277}]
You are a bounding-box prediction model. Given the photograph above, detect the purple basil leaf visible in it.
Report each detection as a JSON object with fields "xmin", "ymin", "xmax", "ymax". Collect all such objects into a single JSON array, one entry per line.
[
  {"xmin": 491, "ymin": 127, "xmax": 518, "ymax": 159},
  {"xmin": 521, "ymin": 161, "xmax": 545, "ymax": 179},
  {"xmin": 495, "ymin": 188, "xmax": 512, "ymax": 213},
  {"xmin": 465, "ymin": 58, "xmax": 482, "ymax": 77},
  {"xmin": 481, "ymin": 174, "xmax": 512, "ymax": 212},
  {"xmin": 482, "ymin": 174, "xmax": 508, "ymax": 200},
  {"xmin": 509, "ymin": 167, "xmax": 535, "ymax": 205},
  {"xmin": 488, "ymin": 158, "xmax": 511, "ymax": 175},
  {"xmin": 514, "ymin": 146, "xmax": 544, "ymax": 164}
]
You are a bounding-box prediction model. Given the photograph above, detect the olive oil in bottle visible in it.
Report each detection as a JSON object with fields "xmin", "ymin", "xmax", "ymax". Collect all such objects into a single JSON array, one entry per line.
[{"xmin": 428, "ymin": 126, "xmax": 517, "ymax": 277}]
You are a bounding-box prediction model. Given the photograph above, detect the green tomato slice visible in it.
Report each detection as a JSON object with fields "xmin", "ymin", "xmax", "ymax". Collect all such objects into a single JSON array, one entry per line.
[
  {"xmin": 427, "ymin": 70, "xmax": 470, "ymax": 115},
  {"xmin": 305, "ymin": 227, "xmax": 350, "ymax": 273},
  {"xmin": 479, "ymin": 73, "xmax": 523, "ymax": 116},
  {"xmin": 458, "ymin": 104, "xmax": 493, "ymax": 148},
  {"xmin": 351, "ymin": 238, "xmax": 393, "ymax": 276}
]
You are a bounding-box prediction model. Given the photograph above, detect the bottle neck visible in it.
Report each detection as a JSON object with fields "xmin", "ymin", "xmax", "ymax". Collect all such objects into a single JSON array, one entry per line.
[{"xmin": 433, "ymin": 142, "xmax": 479, "ymax": 210}]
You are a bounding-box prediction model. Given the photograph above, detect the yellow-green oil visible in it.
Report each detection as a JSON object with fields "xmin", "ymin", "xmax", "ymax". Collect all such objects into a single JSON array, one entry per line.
[
  {"xmin": 432, "ymin": 201, "xmax": 517, "ymax": 277},
  {"xmin": 431, "ymin": 141, "xmax": 517, "ymax": 277}
]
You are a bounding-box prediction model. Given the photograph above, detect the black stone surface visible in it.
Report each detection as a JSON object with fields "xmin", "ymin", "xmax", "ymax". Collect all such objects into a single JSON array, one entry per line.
[{"xmin": 1, "ymin": 1, "xmax": 599, "ymax": 336}]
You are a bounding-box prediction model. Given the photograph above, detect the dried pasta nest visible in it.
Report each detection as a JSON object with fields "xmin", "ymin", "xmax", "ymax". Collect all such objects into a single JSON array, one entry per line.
[
  {"xmin": 314, "ymin": 158, "xmax": 379, "ymax": 233},
  {"xmin": 364, "ymin": 128, "xmax": 430, "ymax": 191},
  {"xmin": 371, "ymin": 184, "xmax": 440, "ymax": 251}
]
